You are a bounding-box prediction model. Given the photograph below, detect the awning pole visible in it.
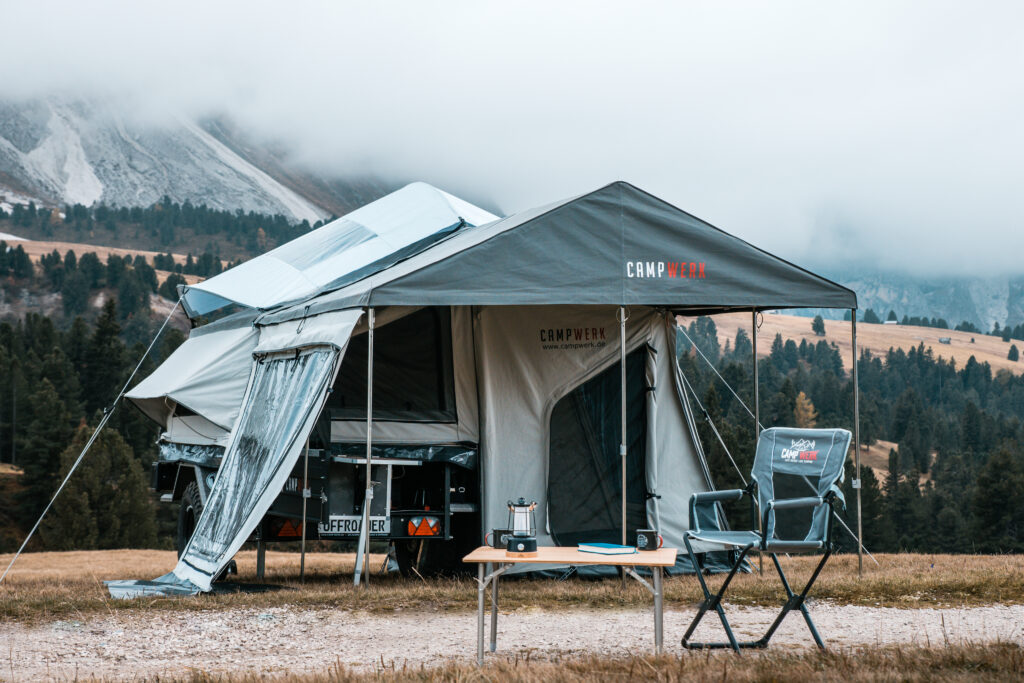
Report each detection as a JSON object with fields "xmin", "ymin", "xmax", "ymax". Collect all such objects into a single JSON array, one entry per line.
[
  {"xmin": 300, "ymin": 437, "xmax": 309, "ymax": 583},
  {"xmin": 852, "ymin": 310, "xmax": 863, "ymax": 577},
  {"xmin": 359, "ymin": 308, "xmax": 375, "ymax": 586},
  {"xmin": 620, "ymin": 306, "xmax": 627, "ymax": 588},
  {"xmin": 752, "ymin": 310, "xmax": 762, "ymax": 574}
]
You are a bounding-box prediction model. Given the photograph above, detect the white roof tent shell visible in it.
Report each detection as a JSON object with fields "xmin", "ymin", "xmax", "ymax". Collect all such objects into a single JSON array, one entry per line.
[
  {"xmin": 119, "ymin": 181, "xmax": 858, "ymax": 593},
  {"xmin": 180, "ymin": 182, "xmax": 499, "ymax": 317},
  {"xmin": 127, "ymin": 183, "xmax": 498, "ymax": 447}
]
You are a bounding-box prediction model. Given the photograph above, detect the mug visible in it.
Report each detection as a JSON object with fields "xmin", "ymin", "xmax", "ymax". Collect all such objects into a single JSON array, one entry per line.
[
  {"xmin": 636, "ymin": 528, "xmax": 663, "ymax": 550},
  {"xmin": 486, "ymin": 529, "xmax": 513, "ymax": 548}
]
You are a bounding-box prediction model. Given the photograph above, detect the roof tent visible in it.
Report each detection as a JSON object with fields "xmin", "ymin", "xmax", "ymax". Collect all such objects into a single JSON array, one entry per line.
[
  {"xmin": 180, "ymin": 182, "xmax": 499, "ymax": 317},
  {"xmin": 261, "ymin": 181, "xmax": 853, "ymax": 319},
  {"xmin": 112, "ymin": 181, "xmax": 859, "ymax": 595}
]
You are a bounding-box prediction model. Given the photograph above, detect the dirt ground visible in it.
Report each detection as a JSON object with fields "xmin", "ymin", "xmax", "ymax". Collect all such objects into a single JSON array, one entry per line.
[
  {"xmin": 3, "ymin": 602, "xmax": 1023, "ymax": 679},
  {"xmin": 3, "ymin": 550, "xmax": 1023, "ymax": 679}
]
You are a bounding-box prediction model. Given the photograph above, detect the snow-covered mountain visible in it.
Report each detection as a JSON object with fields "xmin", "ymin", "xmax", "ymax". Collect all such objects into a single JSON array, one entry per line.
[{"xmin": 0, "ymin": 98, "xmax": 393, "ymax": 222}]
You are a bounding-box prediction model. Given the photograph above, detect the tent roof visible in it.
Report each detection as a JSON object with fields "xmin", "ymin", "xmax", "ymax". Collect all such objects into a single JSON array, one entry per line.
[
  {"xmin": 126, "ymin": 322, "xmax": 259, "ymax": 430},
  {"xmin": 259, "ymin": 181, "xmax": 854, "ymax": 324},
  {"xmin": 181, "ymin": 182, "xmax": 498, "ymax": 316}
]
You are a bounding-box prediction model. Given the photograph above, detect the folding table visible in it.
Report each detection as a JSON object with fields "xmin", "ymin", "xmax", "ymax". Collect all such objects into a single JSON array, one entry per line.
[{"xmin": 462, "ymin": 546, "xmax": 677, "ymax": 665}]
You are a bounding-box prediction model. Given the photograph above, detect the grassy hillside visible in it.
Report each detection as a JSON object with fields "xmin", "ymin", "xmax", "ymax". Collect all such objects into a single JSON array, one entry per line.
[{"xmin": 708, "ymin": 312, "xmax": 1024, "ymax": 376}]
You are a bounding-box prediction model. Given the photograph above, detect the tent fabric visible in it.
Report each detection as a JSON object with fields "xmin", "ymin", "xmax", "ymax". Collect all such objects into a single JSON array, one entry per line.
[
  {"xmin": 259, "ymin": 181, "xmax": 855, "ymax": 323},
  {"xmin": 171, "ymin": 307, "xmax": 362, "ymax": 590},
  {"xmin": 471, "ymin": 305, "xmax": 719, "ymax": 573},
  {"xmin": 254, "ymin": 309, "xmax": 369, "ymax": 354},
  {"xmin": 125, "ymin": 323, "xmax": 258, "ymax": 430},
  {"xmin": 110, "ymin": 309, "xmax": 361, "ymax": 596},
  {"xmin": 327, "ymin": 305, "xmax": 480, "ymax": 445},
  {"xmin": 181, "ymin": 182, "xmax": 498, "ymax": 316},
  {"xmin": 174, "ymin": 349, "xmax": 339, "ymax": 590}
]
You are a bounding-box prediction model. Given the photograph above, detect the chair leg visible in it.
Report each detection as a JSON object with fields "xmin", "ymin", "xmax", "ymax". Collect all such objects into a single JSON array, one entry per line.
[
  {"xmin": 757, "ymin": 550, "xmax": 831, "ymax": 649},
  {"xmin": 681, "ymin": 537, "xmax": 754, "ymax": 653}
]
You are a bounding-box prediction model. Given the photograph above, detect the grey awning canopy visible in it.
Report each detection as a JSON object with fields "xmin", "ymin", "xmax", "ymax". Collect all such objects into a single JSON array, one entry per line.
[{"xmin": 260, "ymin": 181, "xmax": 855, "ymax": 324}]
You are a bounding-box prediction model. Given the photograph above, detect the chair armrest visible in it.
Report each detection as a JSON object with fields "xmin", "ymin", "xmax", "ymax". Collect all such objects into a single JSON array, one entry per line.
[
  {"xmin": 691, "ymin": 489, "xmax": 746, "ymax": 505},
  {"xmin": 767, "ymin": 496, "xmax": 824, "ymax": 511},
  {"xmin": 689, "ymin": 489, "xmax": 746, "ymax": 536}
]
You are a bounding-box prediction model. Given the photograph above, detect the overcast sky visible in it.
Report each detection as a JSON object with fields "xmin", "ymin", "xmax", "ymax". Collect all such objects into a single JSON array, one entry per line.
[{"xmin": 3, "ymin": 1, "xmax": 1022, "ymax": 273}]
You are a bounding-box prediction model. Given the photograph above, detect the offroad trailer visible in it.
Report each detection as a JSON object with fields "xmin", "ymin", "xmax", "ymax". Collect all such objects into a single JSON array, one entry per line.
[
  {"xmin": 153, "ymin": 445, "xmax": 480, "ymax": 576},
  {"xmin": 150, "ymin": 306, "xmax": 481, "ymax": 577}
]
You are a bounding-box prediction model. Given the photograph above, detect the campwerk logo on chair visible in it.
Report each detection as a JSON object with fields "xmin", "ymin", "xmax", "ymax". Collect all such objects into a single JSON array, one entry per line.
[{"xmin": 781, "ymin": 438, "xmax": 818, "ymax": 462}]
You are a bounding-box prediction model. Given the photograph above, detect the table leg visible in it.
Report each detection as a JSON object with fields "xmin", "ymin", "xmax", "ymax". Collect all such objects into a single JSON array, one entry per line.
[
  {"xmin": 477, "ymin": 563, "xmax": 485, "ymax": 665},
  {"xmin": 653, "ymin": 566, "xmax": 664, "ymax": 654},
  {"xmin": 490, "ymin": 564, "xmax": 499, "ymax": 652}
]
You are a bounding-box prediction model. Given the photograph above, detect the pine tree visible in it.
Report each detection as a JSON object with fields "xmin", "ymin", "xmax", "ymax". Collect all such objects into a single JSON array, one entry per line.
[
  {"xmin": 1009, "ymin": 344, "xmax": 1019, "ymax": 362},
  {"xmin": 61, "ymin": 271, "xmax": 90, "ymax": 317},
  {"xmin": 16, "ymin": 380, "xmax": 75, "ymax": 523},
  {"xmin": 41, "ymin": 424, "xmax": 157, "ymax": 550},
  {"xmin": 811, "ymin": 315, "xmax": 826, "ymax": 336},
  {"xmin": 81, "ymin": 299, "xmax": 125, "ymax": 415},
  {"xmin": 887, "ymin": 310, "xmax": 898, "ymax": 322},
  {"xmin": 863, "ymin": 309, "xmax": 881, "ymax": 324},
  {"xmin": 971, "ymin": 448, "xmax": 1024, "ymax": 552}
]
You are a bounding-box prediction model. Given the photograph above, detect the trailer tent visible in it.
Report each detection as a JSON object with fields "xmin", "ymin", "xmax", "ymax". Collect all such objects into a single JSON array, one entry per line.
[{"xmin": 109, "ymin": 181, "xmax": 856, "ymax": 596}]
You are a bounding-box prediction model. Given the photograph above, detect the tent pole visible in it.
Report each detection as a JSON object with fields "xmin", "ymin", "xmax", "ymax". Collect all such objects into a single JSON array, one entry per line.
[
  {"xmin": 752, "ymin": 309, "xmax": 760, "ymax": 436},
  {"xmin": 752, "ymin": 309, "xmax": 762, "ymax": 574},
  {"xmin": 361, "ymin": 308, "xmax": 376, "ymax": 586},
  {"xmin": 620, "ymin": 306, "xmax": 628, "ymax": 588},
  {"xmin": 852, "ymin": 310, "xmax": 863, "ymax": 577},
  {"xmin": 300, "ymin": 437, "xmax": 309, "ymax": 583}
]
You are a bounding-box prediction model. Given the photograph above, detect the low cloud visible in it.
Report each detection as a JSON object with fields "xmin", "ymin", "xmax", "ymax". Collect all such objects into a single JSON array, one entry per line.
[{"xmin": 3, "ymin": 1, "xmax": 1022, "ymax": 273}]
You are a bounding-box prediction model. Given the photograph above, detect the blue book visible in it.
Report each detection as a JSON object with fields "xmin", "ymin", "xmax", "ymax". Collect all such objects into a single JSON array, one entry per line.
[{"xmin": 578, "ymin": 542, "xmax": 637, "ymax": 555}]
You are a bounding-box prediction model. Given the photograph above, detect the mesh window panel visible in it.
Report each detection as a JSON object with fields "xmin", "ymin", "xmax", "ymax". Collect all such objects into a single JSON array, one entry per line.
[
  {"xmin": 328, "ymin": 307, "xmax": 455, "ymax": 421},
  {"xmin": 769, "ymin": 472, "xmax": 818, "ymax": 542},
  {"xmin": 179, "ymin": 349, "xmax": 336, "ymax": 580},
  {"xmin": 548, "ymin": 349, "xmax": 648, "ymax": 546}
]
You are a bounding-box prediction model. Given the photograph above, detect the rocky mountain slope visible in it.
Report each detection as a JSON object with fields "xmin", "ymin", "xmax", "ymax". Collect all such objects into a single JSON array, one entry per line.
[
  {"xmin": 0, "ymin": 98, "xmax": 394, "ymax": 222},
  {"xmin": 803, "ymin": 267, "xmax": 1024, "ymax": 330}
]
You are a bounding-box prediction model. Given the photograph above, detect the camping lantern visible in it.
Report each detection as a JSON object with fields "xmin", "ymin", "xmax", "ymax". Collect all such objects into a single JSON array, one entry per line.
[{"xmin": 505, "ymin": 498, "xmax": 537, "ymax": 556}]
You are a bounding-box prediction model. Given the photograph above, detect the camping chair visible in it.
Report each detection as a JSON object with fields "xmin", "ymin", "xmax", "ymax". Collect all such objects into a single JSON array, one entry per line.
[{"xmin": 681, "ymin": 427, "xmax": 852, "ymax": 652}]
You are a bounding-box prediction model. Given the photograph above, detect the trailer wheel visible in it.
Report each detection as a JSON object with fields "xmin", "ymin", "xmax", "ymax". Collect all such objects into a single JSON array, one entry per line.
[
  {"xmin": 176, "ymin": 481, "xmax": 236, "ymax": 581},
  {"xmin": 176, "ymin": 482, "xmax": 203, "ymax": 558}
]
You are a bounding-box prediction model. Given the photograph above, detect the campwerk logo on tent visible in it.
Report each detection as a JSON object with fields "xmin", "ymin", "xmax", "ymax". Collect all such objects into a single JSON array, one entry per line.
[
  {"xmin": 781, "ymin": 438, "xmax": 818, "ymax": 462},
  {"xmin": 625, "ymin": 260, "xmax": 706, "ymax": 279},
  {"xmin": 539, "ymin": 326, "xmax": 609, "ymax": 351}
]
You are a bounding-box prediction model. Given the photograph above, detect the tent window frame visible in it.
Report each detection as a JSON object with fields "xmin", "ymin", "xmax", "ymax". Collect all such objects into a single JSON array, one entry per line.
[
  {"xmin": 326, "ymin": 307, "xmax": 458, "ymax": 424},
  {"xmin": 542, "ymin": 340, "xmax": 653, "ymax": 545}
]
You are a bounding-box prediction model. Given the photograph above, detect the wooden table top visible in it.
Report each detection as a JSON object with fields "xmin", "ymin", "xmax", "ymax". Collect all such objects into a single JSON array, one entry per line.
[{"xmin": 463, "ymin": 545, "xmax": 677, "ymax": 567}]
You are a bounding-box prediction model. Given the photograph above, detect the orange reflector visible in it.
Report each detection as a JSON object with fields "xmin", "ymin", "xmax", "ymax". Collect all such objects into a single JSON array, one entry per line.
[{"xmin": 408, "ymin": 516, "xmax": 440, "ymax": 536}]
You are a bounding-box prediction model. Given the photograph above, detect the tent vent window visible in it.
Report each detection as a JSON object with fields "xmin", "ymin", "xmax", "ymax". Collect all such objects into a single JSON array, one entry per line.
[{"xmin": 327, "ymin": 307, "xmax": 456, "ymax": 422}]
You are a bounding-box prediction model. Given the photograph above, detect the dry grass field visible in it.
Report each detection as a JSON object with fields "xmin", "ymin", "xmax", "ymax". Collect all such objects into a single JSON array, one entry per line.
[
  {"xmin": 3, "ymin": 550, "xmax": 1023, "ymax": 680},
  {"xmin": 2, "ymin": 549, "xmax": 1023, "ymax": 624},
  {"xmin": 703, "ymin": 312, "xmax": 1024, "ymax": 376},
  {"xmin": 195, "ymin": 644, "xmax": 1024, "ymax": 682},
  {"xmin": 8, "ymin": 234, "xmax": 206, "ymax": 284}
]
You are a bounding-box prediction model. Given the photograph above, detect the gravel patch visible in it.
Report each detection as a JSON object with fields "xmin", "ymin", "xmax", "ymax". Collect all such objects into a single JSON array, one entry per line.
[{"xmin": 3, "ymin": 603, "xmax": 1023, "ymax": 680}]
